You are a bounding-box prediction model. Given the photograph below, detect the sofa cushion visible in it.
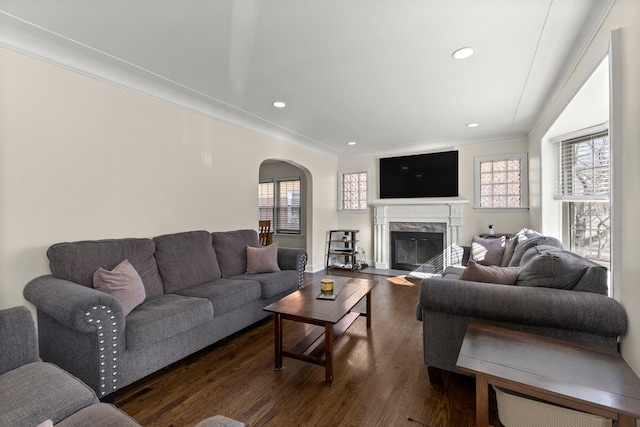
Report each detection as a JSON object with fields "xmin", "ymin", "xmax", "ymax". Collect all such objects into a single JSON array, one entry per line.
[
  {"xmin": 212, "ymin": 230, "xmax": 261, "ymax": 277},
  {"xmin": 441, "ymin": 265, "xmax": 465, "ymax": 279},
  {"xmin": 246, "ymin": 243, "xmax": 281, "ymax": 274},
  {"xmin": 230, "ymin": 270, "xmax": 298, "ymax": 298},
  {"xmin": 471, "ymin": 236, "xmax": 505, "ymax": 266},
  {"xmin": 516, "ymin": 246, "xmax": 590, "ymax": 290},
  {"xmin": 175, "ymin": 278, "xmax": 262, "ymax": 316},
  {"xmin": 153, "ymin": 231, "xmax": 222, "ymax": 293},
  {"xmin": 47, "ymin": 238, "xmax": 164, "ymax": 297},
  {"xmin": 507, "ymin": 232, "xmax": 562, "ymax": 267},
  {"xmin": 573, "ymin": 263, "xmax": 609, "ymax": 295},
  {"xmin": 55, "ymin": 403, "xmax": 140, "ymax": 427},
  {"xmin": 125, "ymin": 294, "xmax": 213, "ymax": 350},
  {"xmin": 459, "ymin": 260, "xmax": 519, "ymax": 285},
  {"xmin": 93, "ymin": 259, "xmax": 146, "ymax": 316},
  {"xmin": 0, "ymin": 362, "xmax": 98, "ymax": 426}
]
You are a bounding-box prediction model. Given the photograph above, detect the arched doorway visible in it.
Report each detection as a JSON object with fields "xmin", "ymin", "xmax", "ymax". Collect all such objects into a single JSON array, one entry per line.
[{"xmin": 258, "ymin": 159, "xmax": 311, "ymax": 254}]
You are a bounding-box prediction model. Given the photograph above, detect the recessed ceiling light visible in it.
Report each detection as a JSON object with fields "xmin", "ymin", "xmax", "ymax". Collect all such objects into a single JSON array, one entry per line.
[
  {"xmin": 272, "ymin": 101, "xmax": 286, "ymax": 108},
  {"xmin": 467, "ymin": 123, "xmax": 479, "ymax": 128},
  {"xmin": 452, "ymin": 46, "xmax": 475, "ymax": 60},
  {"xmin": 347, "ymin": 141, "xmax": 357, "ymax": 146}
]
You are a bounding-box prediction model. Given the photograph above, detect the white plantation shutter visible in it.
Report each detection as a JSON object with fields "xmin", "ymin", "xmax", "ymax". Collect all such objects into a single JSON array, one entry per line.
[{"xmin": 555, "ymin": 130, "xmax": 609, "ymax": 201}]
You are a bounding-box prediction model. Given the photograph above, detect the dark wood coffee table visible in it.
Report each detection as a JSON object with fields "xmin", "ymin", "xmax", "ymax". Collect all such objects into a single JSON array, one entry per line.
[
  {"xmin": 263, "ymin": 275, "xmax": 377, "ymax": 385},
  {"xmin": 456, "ymin": 323, "xmax": 640, "ymax": 427}
]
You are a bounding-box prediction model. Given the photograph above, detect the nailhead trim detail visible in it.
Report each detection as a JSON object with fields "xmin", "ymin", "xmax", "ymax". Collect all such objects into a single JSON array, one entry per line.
[
  {"xmin": 85, "ymin": 305, "xmax": 118, "ymax": 396},
  {"xmin": 297, "ymin": 252, "xmax": 308, "ymax": 289}
]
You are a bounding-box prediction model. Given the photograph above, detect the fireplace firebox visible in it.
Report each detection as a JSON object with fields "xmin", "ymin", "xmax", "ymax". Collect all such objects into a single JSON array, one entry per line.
[{"xmin": 390, "ymin": 231, "xmax": 444, "ymax": 272}]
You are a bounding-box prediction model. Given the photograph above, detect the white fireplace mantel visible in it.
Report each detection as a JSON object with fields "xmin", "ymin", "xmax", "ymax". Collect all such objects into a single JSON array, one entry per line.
[{"xmin": 369, "ymin": 199, "xmax": 469, "ymax": 269}]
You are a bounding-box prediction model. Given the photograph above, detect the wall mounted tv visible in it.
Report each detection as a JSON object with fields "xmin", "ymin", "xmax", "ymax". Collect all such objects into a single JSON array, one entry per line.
[{"xmin": 379, "ymin": 150, "xmax": 458, "ymax": 198}]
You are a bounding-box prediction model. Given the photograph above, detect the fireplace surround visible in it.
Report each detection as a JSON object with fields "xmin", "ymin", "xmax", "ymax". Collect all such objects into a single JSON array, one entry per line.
[{"xmin": 370, "ymin": 200, "xmax": 468, "ymax": 270}]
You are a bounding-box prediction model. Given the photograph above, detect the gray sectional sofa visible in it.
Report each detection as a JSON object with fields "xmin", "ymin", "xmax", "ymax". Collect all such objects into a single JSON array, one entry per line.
[
  {"xmin": 24, "ymin": 229, "xmax": 307, "ymax": 399},
  {"xmin": 0, "ymin": 306, "xmax": 140, "ymax": 427},
  {"xmin": 416, "ymin": 229, "xmax": 627, "ymax": 383}
]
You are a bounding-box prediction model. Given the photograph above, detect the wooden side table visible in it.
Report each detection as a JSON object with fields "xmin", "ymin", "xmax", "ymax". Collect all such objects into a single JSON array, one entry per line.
[{"xmin": 456, "ymin": 323, "xmax": 640, "ymax": 427}]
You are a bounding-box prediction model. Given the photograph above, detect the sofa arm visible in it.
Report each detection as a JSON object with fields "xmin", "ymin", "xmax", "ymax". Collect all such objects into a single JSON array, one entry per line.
[
  {"xmin": 418, "ymin": 277, "xmax": 627, "ymax": 337},
  {"xmin": 0, "ymin": 306, "xmax": 39, "ymax": 374},
  {"xmin": 277, "ymin": 248, "xmax": 308, "ymax": 289},
  {"xmin": 24, "ymin": 275, "xmax": 126, "ymax": 397},
  {"xmin": 24, "ymin": 275, "xmax": 125, "ymax": 333}
]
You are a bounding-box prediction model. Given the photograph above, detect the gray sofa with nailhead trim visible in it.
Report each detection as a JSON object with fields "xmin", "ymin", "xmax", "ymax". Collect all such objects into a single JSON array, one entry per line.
[
  {"xmin": 24, "ymin": 229, "xmax": 307, "ymax": 399},
  {"xmin": 0, "ymin": 306, "xmax": 140, "ymax": 427}
]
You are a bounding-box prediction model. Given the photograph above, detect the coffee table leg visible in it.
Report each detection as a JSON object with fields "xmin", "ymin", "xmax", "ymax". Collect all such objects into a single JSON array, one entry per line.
[
  {"xmin": 274, "ymin": 313, "xmax": 282, "ymax": 370},
  {"xmin": 366, "ymin": 292, "xmax": 372, "ymax": 329},
  {"xmin": 324, "ymin": 322, "xmax": 333, "ymax": 385}
]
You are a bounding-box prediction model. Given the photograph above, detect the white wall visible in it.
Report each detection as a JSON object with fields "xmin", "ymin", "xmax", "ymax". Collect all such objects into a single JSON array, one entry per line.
[
  {"xmin": 0, "ymin": 47, "xmax": 337, "ymax": 310},
  {"xmin": 528, "ymin": 0, "xmax": 640, "ymax": 376},
  {"xmin": 337, "ymin": 138, "xmax": 532, "ymax": 264}
]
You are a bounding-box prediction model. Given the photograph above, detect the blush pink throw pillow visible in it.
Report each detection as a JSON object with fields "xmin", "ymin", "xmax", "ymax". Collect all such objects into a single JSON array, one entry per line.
[
  {"xmin": 246, "ymin": 243, "xmax": 281, "ymax": 274},
  {"xmin": 93, "ymin": 259, "xmax": 146, "ymax": 316}
]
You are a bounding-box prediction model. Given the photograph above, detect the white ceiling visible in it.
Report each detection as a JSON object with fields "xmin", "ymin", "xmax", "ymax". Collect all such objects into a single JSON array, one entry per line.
[{"xmin": 0, "ymin": 0, "xmax": 613, "ymax": 156}]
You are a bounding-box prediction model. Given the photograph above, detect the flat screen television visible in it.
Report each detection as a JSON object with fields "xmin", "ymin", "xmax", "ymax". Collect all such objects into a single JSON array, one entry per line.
[{"xmin": 379, "ymin": 151, "xmax": 458, "ymax": 198}]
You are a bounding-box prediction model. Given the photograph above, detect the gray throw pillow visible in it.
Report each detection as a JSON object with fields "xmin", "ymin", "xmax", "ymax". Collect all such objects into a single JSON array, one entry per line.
[
  {"xmin": 499, "ymin": 235, "xmax": 518, "ymax": 266},
  {"xmin": 459, "ymin": 260, "xmax": 519, "ymax": 285},
  {"xmin": 246, "ymin": 243, "xmax": 281, "ymax": 274},
  {"xmin": 508, "ymin": 234, "xmax": 562, "ymax": 267},
  {"xmin": 93, "ymin": 259, "xmax": 146, "ymax": 316},
  {"xmin": 516, "ymin": 246, "xmax": 589, "ymax": 290},
  {"xmin": 471, "ymin": 236, "xmax": 505, "ymax": 266}
]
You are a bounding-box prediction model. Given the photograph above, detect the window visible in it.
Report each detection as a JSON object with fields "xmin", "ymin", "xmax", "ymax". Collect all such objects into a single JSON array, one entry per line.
[
  {"xmin": 474, "ymin": 153, "xmax": 528, "ymax": 209},
  {"xmin": 554, "ymin": 126, "xmax": 610, "ymax": 264},
  {"xmin": 276, "ymin": 179, "xmax": 301, "ymax": 233},
  {"xmin": 259, "ymin": 178, "xmax": 301, "ymax": 234},
  {"xmin": 258, "ymin": 182, "xmax": 274, "ymax": 224},
  {"xmin": 339, "ymin": 170, "xmax": 368, "ymax": 211}
]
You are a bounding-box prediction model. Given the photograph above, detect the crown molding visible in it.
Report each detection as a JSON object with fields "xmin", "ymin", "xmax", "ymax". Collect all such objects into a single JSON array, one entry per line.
[{"xmin": 0, "ymin": 11, "xmax": 339, "ymax": 157}]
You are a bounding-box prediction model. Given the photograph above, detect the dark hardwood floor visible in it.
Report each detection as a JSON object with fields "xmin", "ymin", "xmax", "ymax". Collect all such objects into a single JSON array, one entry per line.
[{"xmin": 115, "ymin": 270, "xmax": 502, "ymax": 427}]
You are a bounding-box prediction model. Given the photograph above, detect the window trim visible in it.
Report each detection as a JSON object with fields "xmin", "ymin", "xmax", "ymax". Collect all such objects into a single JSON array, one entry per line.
[
  {"xmin": 473, "ymin": 153, "xmax": 529, "ymax": 212},
  {"xmin": 337, "ymin": 169, "xmax": 370, "ymax": 212}
]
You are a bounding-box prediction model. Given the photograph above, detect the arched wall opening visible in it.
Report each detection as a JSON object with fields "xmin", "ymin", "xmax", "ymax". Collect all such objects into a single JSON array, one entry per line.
[{"xmin": 258, "ymin": 159, "xmax": 312, "ymax": 255}]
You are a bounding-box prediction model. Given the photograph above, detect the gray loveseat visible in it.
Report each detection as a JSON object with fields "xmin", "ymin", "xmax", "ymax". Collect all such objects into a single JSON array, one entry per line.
[
  {"xmin": 416, "ymin": 229, "xmax": 627, "ymax": 383},
  {"xmin": 24, "ymin": 229, "xmax": 307, "ymax": 398},
  {"xmin": 0, "ymin": 306, "xmax": 140, "ymax": 426}
]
